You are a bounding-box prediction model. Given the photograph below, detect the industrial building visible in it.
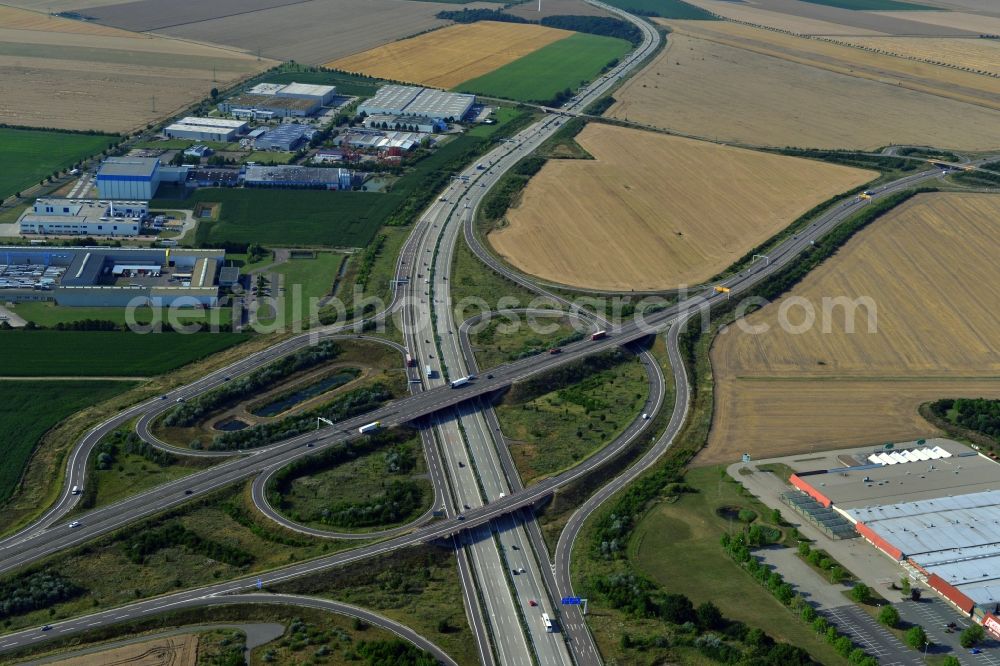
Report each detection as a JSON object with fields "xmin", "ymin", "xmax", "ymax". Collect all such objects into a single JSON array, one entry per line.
[
  {"xmin": 19, "ymin": 198, "xmax": 147, "ymax": 237},
  {"xmin": 97, "ymin": 157, "xmax": 161, "ymax": 200},
  {"xmin": 359, "ymin": 85, "xmax": 475, "ymax": 124},
  {"xmin": 220, "ymin": 94, "xmax": 320, "ymax": 119},
  {"xmin": 363, "ymin": 113, "xmax": 437, "ymax": 134},
  {"xmin": 0, "ymin": 246, "xmax": 226, "ymax": 307},
  {"xmin": 164, "ymin": 117, "xmax": 248, "ymax": 143},
  {"xmin": 786, "ymin": 438, "xmax": 1000, "ymax": 636},
  {"xmin": 248, "ymin": 81, "xmax": 336, "ymax": 105},
  {"xmin": 243, "ymin": 165, "xmax": 353, "ymax": 190},
  {"xmin": 345, "ymin": 129, "xmax": 422, "ymax": 152},
  {"xmin": 253, "ymin": 123, "xmax": 312, "ymax": 151}
]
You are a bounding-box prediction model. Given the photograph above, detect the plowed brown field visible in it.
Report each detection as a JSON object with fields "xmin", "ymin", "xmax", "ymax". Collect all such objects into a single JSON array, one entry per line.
[
  {"xmin": 0, "ymin": 8, "xmax": 271, "ymax": 132},
  {"xmin": 326, "ymin": 21, "xmax": 570, "ymax": 89},
  {"xmin": 702, "ymin": 193, "xmax": 1000, "ymax": 465},
  {"xmin": 488, "ymin": 124, "xmax": 874, "ymax": 291}
]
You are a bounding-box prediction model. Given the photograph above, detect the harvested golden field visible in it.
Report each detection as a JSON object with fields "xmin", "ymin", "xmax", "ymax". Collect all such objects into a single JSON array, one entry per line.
[
  {"xmin": 488, "ymin": 124, "xmax": 874, "ymax": 291},
  {"xmin": 607, "ymin": 29, "xmax": 1000, "ymax": 150},
  {"xmin": 873, "ymin": 10, "xmax": 1000, "ymax": 34},
  {"xmin": 664, "ymin": 20, "xmax": 1000, "ymax": 107},
  {"xmin": 834, "ymin": 36, "xmax": 1000, "ymax": 76},
  {"xmin": 680, "ymin": 0, "xmax": 886, "ymax": 35},
  {"xmin": 48, "ymin": 633, "xmax": 198, "ymax": 665},
  {"xmin": 326, "ymin": 21, "xmax": 570, "ymax": 89},
  {"xmin": 702, "ymin": 193, "xmax": 1000, "ymax": 465},
  {"xmin": 0, "ymin": 6, "xmax": 135, "ymax": 36},
  {"xmin": 0, "ymin": 12, "xmax": 272, "ymax": 132}
]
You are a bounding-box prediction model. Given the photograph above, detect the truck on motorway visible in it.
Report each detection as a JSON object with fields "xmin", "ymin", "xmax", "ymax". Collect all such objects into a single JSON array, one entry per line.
[
  {"xmin": 425, "ymin": 364, "xmax": 435, "ymax": 379},
  {"xmin": 358, "ymin": 421, "xmax": 381, "ymax": 434},
  {"xmin": 591, "ymin": 330, "xmax": 607, "ymax": 341},
  {"xmin": 549, "ymin": 348, "xmax": 562, "ymax": 354},
  {"xmin": 405, "ymin": 353, "xmax": 415, "ymax": 367},
  {"xmin": 450, "ymin": 376, "xmax": 471, "ymax": 389}
]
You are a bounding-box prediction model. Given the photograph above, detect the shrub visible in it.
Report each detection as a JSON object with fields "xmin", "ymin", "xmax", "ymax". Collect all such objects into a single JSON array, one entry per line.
[
  {"xmin": 904, "ymin": 625, "xmax": 928, "ymax": 650},
  {"xmin": 878, "ymin": 605, "xmax": 899, "ymax": 628},
  {"xmin": 960, "ymin": 624, "xmax": 985, "ymax": 648},
  {"xmin": 850, "ymin": 583, "xmax": 870, "ymax": 603}
]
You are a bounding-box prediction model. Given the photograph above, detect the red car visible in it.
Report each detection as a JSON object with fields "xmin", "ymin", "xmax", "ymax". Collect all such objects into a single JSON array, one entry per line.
[{"xmin": 528, "ymin": 600, "xmax": 538, "ymax": 607}]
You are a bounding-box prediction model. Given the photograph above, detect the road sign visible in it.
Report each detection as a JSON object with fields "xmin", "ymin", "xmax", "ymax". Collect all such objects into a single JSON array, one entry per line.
[{"xmin": 561, "ymin": 597, "xmax": 582, "ymax": 605}]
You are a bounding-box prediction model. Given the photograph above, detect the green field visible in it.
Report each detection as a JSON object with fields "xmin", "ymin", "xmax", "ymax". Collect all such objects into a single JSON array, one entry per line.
[
  {"xmin": 0, "ymin": 128, "xmax": 117, "ymax": 200},
  {"xmin": 597, "ymin": 0, "xmax": 718, "ymax": 18},
  {"xmin": 627, "ymin": 466, "xmax": 849, "ymax": 665},
  {"xmin": 276, "ymin": 432, "xmax": 432, "ymax": 531},
  {"xmin": 243, "ymin": 151, "xmax": 295, "ymax": 164},
  {"xmin": 266, "ymin": 252, "xmax": 345, "ymax": 326},
  {"xmin": 0, "ymin": 331, "xmax": 247, "ymax": 377},
  {"xmin": 800, "ymin": 0, "xmax": 933, "ymax": 9},
  {"xmin": 8, "ymin": 302, "xmax": 235, "ymax": 329},
  {"xmin": 0, "ymin": 381, "xmax": 136, "ymax": 503},
  {"xmin": 155, "ymin": 188, "xmax": 400, "ymax": 248},
  {"xmin": 457, "ymin": 33, "xmax": 631, "ymax": 104}
]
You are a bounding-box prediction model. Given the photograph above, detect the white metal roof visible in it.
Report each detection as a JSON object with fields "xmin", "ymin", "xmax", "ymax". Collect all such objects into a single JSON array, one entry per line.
[
  {"xmin": 279, "ymin": 82, "xmax": 335, "ymax": 97},
  {"xmin": 848, "ymin": 490, "xmax": 1000, "ymax": 556},
  {"xmin": 172, "ymin": 116, "xmax": 246, "ymax": 129}
]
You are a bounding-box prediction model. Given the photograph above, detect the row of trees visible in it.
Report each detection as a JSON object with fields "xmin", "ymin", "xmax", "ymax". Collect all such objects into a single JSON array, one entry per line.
[
  {"xmin": 165, "ymin": 340, "xmax": 342, "ymax": 427},
  {"xmin": 589, "ymin": 572, "xmax": 814, "ymax": 664},
  {"xmin": 723, "ymin": 533, "xmax": 881, "ymax": 666}
]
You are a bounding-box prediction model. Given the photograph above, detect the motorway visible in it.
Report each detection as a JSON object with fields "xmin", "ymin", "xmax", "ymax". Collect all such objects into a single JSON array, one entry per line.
[
  {"xmin": 0, "ymin": 156, "xmax": 984, "ymax": 660},
  {"xmin": 2, "ymin": 3, "xmax": 995, "ymax": 662}
]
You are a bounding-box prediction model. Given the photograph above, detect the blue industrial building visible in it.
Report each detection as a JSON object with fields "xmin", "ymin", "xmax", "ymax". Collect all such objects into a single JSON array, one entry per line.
[
  {"xmin": 97, "ymin": 157, "xmax": 162, "ymax": 200},
  {"xmin": 0, "ymin": 246, "xmax": 224, "ymax": 307}
]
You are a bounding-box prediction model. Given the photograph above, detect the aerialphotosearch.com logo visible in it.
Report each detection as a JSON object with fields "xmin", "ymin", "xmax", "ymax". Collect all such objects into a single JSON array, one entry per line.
[{"xmin": 121, "ymin": 281, "xmax": 878, "ymax": 341}]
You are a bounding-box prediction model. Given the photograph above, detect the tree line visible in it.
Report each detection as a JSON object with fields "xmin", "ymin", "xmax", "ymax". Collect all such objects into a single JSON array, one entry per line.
[
  {"xmin": 0, "ymin": 571, "xmax": 84, "ymax": 620},
  {"xmin": 122, "ymin": 524, "xmax": 253, "ymax": 567},
  {"xmin": 932, "ymin": 398, "xmax": 1000, "ymax": 442}
]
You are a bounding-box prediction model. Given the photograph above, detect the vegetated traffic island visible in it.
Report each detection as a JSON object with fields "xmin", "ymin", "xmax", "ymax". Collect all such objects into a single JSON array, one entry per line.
[
  {"xmin": 606, "ymin": 20, "xmax": 1000, "ymax": 151},
  {"xmin": 267, "ymin": 427, "xmax": 433, "ymax": 533},
  {"xmin": 486, "ymin": 123, "xmax": 875, "ymax": 291},
  {"xmin": 153, "ymin": 339, "xmax": 405, "ymax": 452},
  {"xmin": 469, "ymin": 312, "xmax": 592, "ymax": 370},
  {"xmin": 0, "ymin": 127, "xmax": 117, "ymax": 200},
  {"xmin": 272, "ymin": 543, "xmax": 477, "ymax": 666},
  {"xmin": 0, "ymin": 482, "xmax": 364, "ymax": 637},
  {"xmin": 493, "ymin": 348, "xmax": 649, "ymax": 485},
  {"xmin": 705, "ymin": 192, "xmax": 1000, "ymax": 465}
]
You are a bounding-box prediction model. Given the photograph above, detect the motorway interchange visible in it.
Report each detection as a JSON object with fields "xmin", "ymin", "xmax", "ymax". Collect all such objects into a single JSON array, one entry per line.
[{"xmin": 2, "ymin": 2, "xmax": 998, "ymax": 663}]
